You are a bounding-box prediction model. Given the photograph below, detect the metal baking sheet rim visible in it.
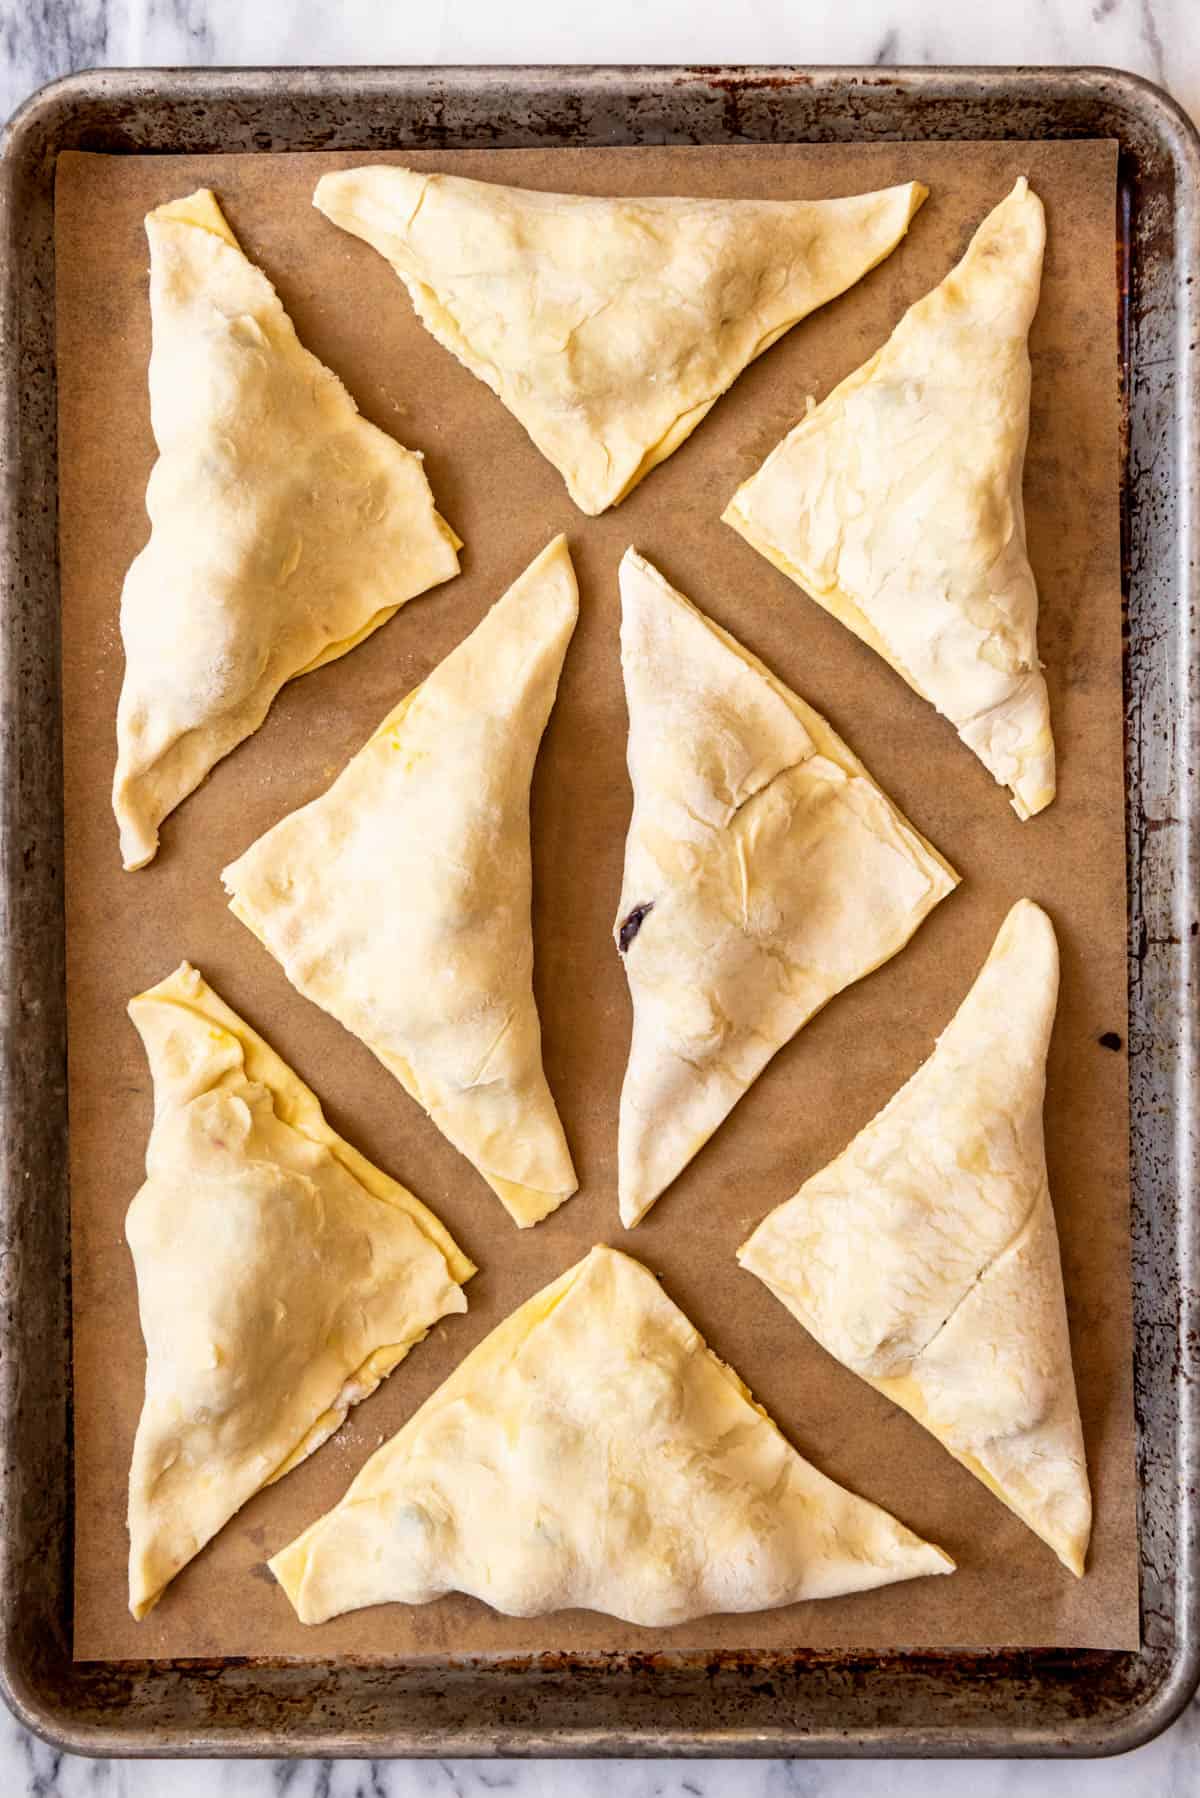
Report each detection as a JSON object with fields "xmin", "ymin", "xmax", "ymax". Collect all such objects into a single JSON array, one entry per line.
[{"xmin": 0, "ymin": 63, "xmax": 1195, "ymax": 1760}]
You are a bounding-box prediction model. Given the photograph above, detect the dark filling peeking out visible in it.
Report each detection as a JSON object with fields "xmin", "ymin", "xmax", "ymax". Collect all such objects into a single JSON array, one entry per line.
[{"xmin": 618, "ymin": 901, "xmax": 654, "ymax": 954}]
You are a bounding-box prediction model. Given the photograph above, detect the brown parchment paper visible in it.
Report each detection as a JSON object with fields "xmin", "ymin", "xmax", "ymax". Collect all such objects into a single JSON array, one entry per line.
[{"xmin": 55, "ymin": 138, "xmax": 1137, "ymax": 1662}]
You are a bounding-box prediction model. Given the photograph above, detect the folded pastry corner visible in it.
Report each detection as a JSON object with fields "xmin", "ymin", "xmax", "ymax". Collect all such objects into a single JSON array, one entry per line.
[
  {"xmin": 313, "ymin": 164, "xmax": 928, "ymax": 514},
  {"xmin": 615, "ymin": 549, "xmax": 958, "ymax": 1226},
  {"xmin": 724, "ymin": 177, "xmax": 1053, "ymax": 820},
  {"xmin": 223, "ymin": 535, "xmax": 579, "ymax": 1228},
  {"xmin": 114, "ymin": 186, "xmax": 462, "ymax": 871},
  {"xmin": 269, "ymin": 1243, "xmax": 952, "ymax": 1626},
  {"xmin": 125, "ymin": 961, "xmax": 473, "ymax": 1620},
  {"xmin": 739, "ymin": 899, "xmax": 1091, "ymax": 1577}
]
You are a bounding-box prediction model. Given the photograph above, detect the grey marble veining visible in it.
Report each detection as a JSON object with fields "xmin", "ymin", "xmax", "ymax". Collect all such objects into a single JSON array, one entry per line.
[
  {"xmin": 7, "ymin": 1709, "xmax": 1200, "ymax": 1798},
  {"xmin": 2, "ymin": 0, "xmax": 1199, "ymax": 127},
  {"xmin": 1, "ymin": 0, "xmax": 1198, "ymax": 1792}
]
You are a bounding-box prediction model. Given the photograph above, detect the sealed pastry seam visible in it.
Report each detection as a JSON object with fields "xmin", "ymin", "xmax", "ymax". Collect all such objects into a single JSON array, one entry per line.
[
  {"xmin": 125, "ymin": 961, "xmax": 473, "ymax": 1619},
  {"xmin": 313, "ymin": 165, "xmax": 928, "ymax": 513},
  {"xmin": 739, "ymin": 899, "xmax": 1092, "ymax": 1577},
  {"xmin": 114, "ymin": 187, "xmax": 461, "ymax": 871},
  {"xmin": 614, "ymin": 548, "xmax": 958, "ymax": 1225},
  {"xmin": 269, "ymin": 1244, "xmax": 953, "ymax": 1626},
  {"xmin": 222, "ymin": 535, "xmax": 579, "ymax": 1227},
  {"xmin": 724, "ymin": 177, "xmax": 1054, "ymax": 819}
]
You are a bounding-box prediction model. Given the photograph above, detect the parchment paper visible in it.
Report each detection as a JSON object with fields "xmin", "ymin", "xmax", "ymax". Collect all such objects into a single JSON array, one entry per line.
[{"xmin": 55, "ymin": 138, "xmax": 1137, "ymax": 1661}]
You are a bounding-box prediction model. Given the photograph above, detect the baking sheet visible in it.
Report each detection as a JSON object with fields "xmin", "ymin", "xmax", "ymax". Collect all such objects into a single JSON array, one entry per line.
[{"xmin": 54, "ymin": 138, "xmax": 1137, "ymax": 1661}]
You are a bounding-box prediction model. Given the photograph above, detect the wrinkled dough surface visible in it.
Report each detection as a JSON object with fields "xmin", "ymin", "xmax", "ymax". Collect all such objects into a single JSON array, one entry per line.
[
  {"xmin": 740, "ymin": 900, "xmax": 1091, "ymax": 1575},
  {"xmin": 223, "ymin": 537, "xmax": 579, "ymax": 1227},
  {"xmin": 114, "ymin": 188, "xmax": 461, "ymax": 870},
  {"xmin": 724, "ymin": 179, "xmax": 1054, "ymax": 819},
  {"xmin": 614, "ymin": 550, "xmax": 958, "ymax": 1225},
  {"xmin": 126, "ymin": 962, "xmax": 472, "ymax": 1619},
  {"xmin": 270, "ymin": 1245, "xmax": 952, "ymax": 1626},
  {"xmin": 314, "ymin": 166, "xmax": 927, "ymax": 514}
]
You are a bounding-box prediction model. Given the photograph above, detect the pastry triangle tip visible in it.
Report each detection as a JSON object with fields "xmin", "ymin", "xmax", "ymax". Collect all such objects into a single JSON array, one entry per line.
[
  {"xmin": 148, "ymin": 186, "xmax": 239, "ymax": 247},
  {"xmin": 119, "ymin": 838, "xmax": 155, "ymax": 875},
  {"xmin": 127, "ymin": 1570, "xmax": 165, "ymax": 1624},
  {"xmin": 900, "ymin": 178, "xmax": 929, "ymax": 224},
  {"xmin": 265, "ymin": 1537, "xmax": 304, "ymax": 1604},
  {"xmin": 617, "ymin": 1187, "xmax": 653, "ymax": 1233},
  {"xmin": 1055, "ymin": 1537, "xmax": 1087, "ymax": 1580},
  {"xmin": 530, "ymin": 531, "xmax": 579, "ymax": 611}
]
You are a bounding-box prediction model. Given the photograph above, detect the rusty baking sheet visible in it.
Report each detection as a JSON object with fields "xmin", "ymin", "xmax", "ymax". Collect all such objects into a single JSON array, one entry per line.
[{"xmin": 0, "ymin": 64, "xmax": 1196, "ymax": 1757}]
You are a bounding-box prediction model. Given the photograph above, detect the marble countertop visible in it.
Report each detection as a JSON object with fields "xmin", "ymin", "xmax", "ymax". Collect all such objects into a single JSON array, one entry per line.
[{"xmin": 2, "ymin": 0, "xmax": 1197, "ymax": 1792}]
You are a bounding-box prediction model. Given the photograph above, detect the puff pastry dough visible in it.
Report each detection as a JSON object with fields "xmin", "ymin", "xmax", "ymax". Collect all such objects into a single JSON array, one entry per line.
[
  {"xmin": 739, "ymin": 900, "xmax": 1091, "ymax": 1576},
  {"xmin": 615, "ymin": 550, "xmax": 958, "ymax": 1226},
  {"xmin": 313, "ymin": 165, "xmax": 928, "ymax": 515},
  {"xmin": 270, "ymin": 1244, "xmax": 952, "ymax": 1625},
  {"xmin": 724, "ymin": 178, "xmax": 1053, "ymax": 819},
  {"xmin": 114, "ymin": 188, "xmax": 462, "ymax": 871},
  {"xmin": 223, "ymin": 536, "xmax": 579, "ymax": 1228},
  {"xmin": 126, "ymin": 962, "xmax": 473, "ymax": 1619}
]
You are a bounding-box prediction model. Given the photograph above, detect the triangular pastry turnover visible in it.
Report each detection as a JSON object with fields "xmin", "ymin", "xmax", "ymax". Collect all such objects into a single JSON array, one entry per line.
[
  {"xmin": 270, "ymin": 1244, "xmax": 952, "ymax": 1625},
  {"xmin": 724, "ymin": 178, "xmax": 1053, "ymax": 819},
  {"xmin": 126, "ymin": 961, "xmax": 474, "ymax": 1619},
  {"xmin": 739, "ymin": 900, "xmax": 1091, "ymax": 1576},
  {"xmin": 114, "ymin": 187, "xmax": 462, "ymax": 871},
  {"xmin": 223, "ymin": 536, "xmax": 579, "ymax": 1228},
  {"xmin": 615, "ymin": 550, "xmax": 958, "ymax": 1226},
  {"xmin": 313, "ymin": 165, "xmax": 928, "ymax": 515}
]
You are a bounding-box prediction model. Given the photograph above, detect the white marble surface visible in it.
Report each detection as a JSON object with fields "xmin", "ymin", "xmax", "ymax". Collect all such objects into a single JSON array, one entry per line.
[
  {"xmin": 2, "ymin": 0, "xmax": 1198, "ymax": 1791},
  {"xmin": 2, "ymin": 0, "xmax": 1200, "ymax": 127}
]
